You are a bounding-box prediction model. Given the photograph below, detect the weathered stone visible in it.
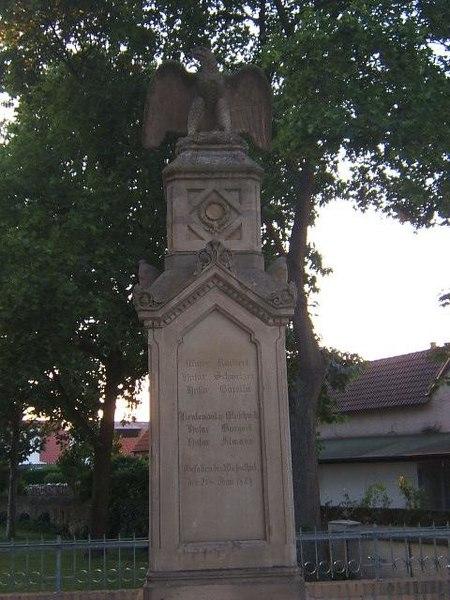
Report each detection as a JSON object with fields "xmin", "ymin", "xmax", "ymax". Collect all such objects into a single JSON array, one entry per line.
[
  {"xmin": 135, "ymin": 131, "xmax": 303, "ymax": 598},
  {"xmin": 142, "ymin": 49, "xmax": 272, "ymax": 150}
]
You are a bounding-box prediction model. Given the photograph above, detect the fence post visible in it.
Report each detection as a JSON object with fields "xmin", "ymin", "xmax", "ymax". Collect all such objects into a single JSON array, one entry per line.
[
  {"xmin": 372, "ymin": 524, "xmax": 381, "ymax": 580},
  {"xmin": 55, "ymin": 535, "xmax": 62, "ymax": 592}
]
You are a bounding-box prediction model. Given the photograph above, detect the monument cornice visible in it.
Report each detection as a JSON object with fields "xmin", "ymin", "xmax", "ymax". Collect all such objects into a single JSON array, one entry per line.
[{"xmin": 134, "ymin": 261, "xmax": 294, "ymax": 329}]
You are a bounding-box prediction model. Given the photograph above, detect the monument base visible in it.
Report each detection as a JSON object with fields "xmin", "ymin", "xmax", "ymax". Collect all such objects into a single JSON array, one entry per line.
[{"xmin": 143, "ymin": 566, "xmax": 304, "ymax": 599}]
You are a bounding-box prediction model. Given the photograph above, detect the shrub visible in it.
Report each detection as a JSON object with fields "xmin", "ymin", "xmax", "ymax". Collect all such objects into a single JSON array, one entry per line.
[
  {"xmin": 108, "ymin": 455, "xmax": 149, "ymax": 537},
  {"xmin": 43, "ymin": 469, "xmax": 66, "ymax": 484},
  {"xmin": 360, "ymin": 483, "xmax": 392, "ymax": 509},
  {"xmin": 398, "ymin": 476, "xmax": 426, "ymax": 510},
  {"xmin": 22, "ymin": 465, "xmax": 62, "ymax": 486}
]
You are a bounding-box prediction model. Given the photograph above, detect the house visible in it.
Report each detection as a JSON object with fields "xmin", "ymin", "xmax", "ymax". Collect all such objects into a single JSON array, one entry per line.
[
  {"xmin": 28, "ymin": 421, "xmax": 149, "ymax": 466},
  {"xmin": 114, "ymin": 421, "xmax": 149, "ymax": 456},
  {"xmin": 318, "ymin": 346, "xmax": 450, "ymax": 510},
  {"xmin": 132, "ymin": 427, "xmax": 150, "ymax": 457}
]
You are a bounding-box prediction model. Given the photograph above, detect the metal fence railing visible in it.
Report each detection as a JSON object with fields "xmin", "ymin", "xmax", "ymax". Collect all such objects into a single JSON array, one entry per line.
[
  {"xmin": 0, "ymin": 535, "xmax": 148, "ymax": 593},
  {"xmin": 0, "ymin": 525, "xmax": 449, "ymax": 593},
  {"xmin": 297, "ymin": 525, "xmax": 450, "ymax": 582}
]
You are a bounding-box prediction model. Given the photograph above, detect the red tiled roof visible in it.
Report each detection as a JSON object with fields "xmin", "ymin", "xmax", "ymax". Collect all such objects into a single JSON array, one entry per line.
[
  {"xmin": 119, "ymin": 436, "xmax": 139, "ymax": 455},
  {"xmin": 333, "ymin": 348, "xmax": 449, "ymax": 414},
  {"xmin": 132, "ymin": 428, "xmax": 150, "ymax": 455}
]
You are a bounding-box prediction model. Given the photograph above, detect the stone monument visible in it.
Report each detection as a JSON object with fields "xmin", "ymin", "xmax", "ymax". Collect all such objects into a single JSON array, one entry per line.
[{"xmin": 134, "ymin": 48, "xmax": 304, "ymax": 600}]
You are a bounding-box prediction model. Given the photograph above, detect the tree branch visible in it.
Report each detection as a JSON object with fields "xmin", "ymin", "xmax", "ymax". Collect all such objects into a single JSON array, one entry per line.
[
  {"xmin": 264, "ymin": 219, "xmax": 287, "ymax": 257},
  {"xmin": 273, "ymin": 0, "xmax": 294, "ymax": 36},
  {"xmin": 45, "ymin": 20, "xmax": 80, "ymax": 79},
  {"xmin": 52, "ymin": 372, "xmax": 94, "ymax": 440},
  {"xmin": 286, "ymin": 161, "xmax": 314, "ymax": 288},
  {"xmin": 259, "ymin": 0, "xmax": 267, "ymax": 47}
]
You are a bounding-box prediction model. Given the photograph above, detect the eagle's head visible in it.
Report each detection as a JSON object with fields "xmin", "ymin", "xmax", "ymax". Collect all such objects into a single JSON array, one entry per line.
[{"xmin": 191, "ymin": 46, "xmax": 217, "ymax": 69}]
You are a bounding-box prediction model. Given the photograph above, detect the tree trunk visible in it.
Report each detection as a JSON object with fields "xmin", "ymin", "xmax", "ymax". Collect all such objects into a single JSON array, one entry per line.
[
  {"xmin": 287, "ymin": 164, "xmax": 326, "ymax": 531},
  {"xmin": 89, "ymin": 352, "xmax": 121, "ymax": 538},
  {"xmin": 6, "ymin": 417, "xmax": 20, "ymax": 541},
  {"xmin": 289, "ymin": 305, "xmax": 325, "ymax": 531}
]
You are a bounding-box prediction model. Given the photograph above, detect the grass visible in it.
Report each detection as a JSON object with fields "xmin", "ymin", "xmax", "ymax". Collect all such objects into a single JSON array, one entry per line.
[{"xmin": 0, "ymin": 525, "xmax": 148, "ymax": 593}]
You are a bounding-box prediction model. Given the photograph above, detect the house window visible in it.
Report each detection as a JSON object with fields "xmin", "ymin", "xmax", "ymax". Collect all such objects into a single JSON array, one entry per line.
[{"xmin": 417, "ymin": 459, "xmax": 450, "ymax": 510}]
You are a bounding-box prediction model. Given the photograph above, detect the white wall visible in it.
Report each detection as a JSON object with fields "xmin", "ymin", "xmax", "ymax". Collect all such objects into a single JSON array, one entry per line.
[
  {"xmin": 319, "ymin": 383, "xmax": 450, "ymax": 439},
  {"xmin": 319, "ymin": 461, "xmax": 418, "ymax": 508},
  {"xmin": 21, "ymin": 450, "xmax": 43, "ymax": 466}
]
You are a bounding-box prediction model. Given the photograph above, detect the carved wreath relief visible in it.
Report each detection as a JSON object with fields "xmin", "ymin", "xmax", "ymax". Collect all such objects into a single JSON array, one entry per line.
[
  {"xmin": 187, "ymin": 187, "xmax": 242, "ymax": 242},
  {"xmin": 197, "ymin": 190, "xmax": 232, "ymax": 233}
]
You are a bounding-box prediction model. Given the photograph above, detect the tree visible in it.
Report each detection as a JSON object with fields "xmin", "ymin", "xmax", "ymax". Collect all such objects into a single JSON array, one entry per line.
[
  {"xmin": 260, "ymin": 0, "xmax": 449, "ymax": 528},
  {"xmin": 0, "ymin": 0, "xmax": 168, "ymax": 537},
  {"xmin": 0, "ymin": 314, "xmax": 52, "ymax": 539},
  {"xmin": 1, "ymin": 0, "xmax": 448, "ymax": 534},
  {"xmin": 0, "ymin": 412, "xmax": 46, "ymax": 540}
]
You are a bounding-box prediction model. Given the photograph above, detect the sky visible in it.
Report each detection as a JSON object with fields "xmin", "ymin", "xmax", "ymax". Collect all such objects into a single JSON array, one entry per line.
[{"xmin": 310, "ymin": 199, "xmax": 449, "ymax": 360}]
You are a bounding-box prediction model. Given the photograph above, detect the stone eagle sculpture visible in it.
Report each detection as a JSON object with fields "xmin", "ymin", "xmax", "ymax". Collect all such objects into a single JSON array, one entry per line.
[{"xmin": 142, "ymin": 47, "xmax": 272, "ymax": 150}]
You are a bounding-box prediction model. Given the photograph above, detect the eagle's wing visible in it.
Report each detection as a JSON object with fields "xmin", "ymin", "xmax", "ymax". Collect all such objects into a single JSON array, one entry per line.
[
  {"xmin": 142, "ymin": 62, "xmax": 196, "ymax": 149},
  {"xmin": 225, "ymin": 65, "xmax": 272, "ymax": 150}
]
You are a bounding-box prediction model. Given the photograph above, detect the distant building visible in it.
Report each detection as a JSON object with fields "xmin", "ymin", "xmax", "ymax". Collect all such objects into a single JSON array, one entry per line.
[
  {"xmin": 318, "ymin": 347, "xmax": 450, "ymax": 509},
  {"xmin": 132, "ymin": 428, "xmax": 150, "ymax": 457},
  {"xmin": 114, "ymin": 421, "xmax": 149, "ymax": 456},
  {"xmin": 40, "ymin": 432, "xmax": 69, "ymax": 465},
  {"xmin": 30, "ymin": 421, "xmax": 149, "ymax": 466}
]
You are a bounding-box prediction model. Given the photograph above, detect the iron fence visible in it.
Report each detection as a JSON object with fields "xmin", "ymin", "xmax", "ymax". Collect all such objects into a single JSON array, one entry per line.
[
  {"xmin": 297, "ymin": 524, "xmax": 450, "ymax": 582},
  {"xmin": 0, "ymin": 525, "xmax": 449, "ymax": 593},
  {"xmin": 0, "ymin": 535, "xmax": 148, "ymax": 593}
]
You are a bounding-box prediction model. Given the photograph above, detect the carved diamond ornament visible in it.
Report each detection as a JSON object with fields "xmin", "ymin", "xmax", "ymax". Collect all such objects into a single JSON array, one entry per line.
[{"xmin": 197, "ymin": 190, "xmax": 234, "ymax": 233}]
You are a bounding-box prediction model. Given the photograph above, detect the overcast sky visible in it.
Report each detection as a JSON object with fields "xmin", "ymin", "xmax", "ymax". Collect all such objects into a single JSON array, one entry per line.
[{"xmin": 310, "ymin": 199, "xmax": 448, "ymax": 360}]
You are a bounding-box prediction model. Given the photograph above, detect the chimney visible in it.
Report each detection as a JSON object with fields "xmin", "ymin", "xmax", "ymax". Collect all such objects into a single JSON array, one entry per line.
[{"xmin": 430, "ymin": 342, "xmax": 437, "ymax": 349}]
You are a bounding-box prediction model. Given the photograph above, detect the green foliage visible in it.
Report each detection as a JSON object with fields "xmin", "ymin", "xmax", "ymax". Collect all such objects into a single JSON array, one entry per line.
[
  {"xmin": 331, "ymin": 483, "xmax": 392, "ymax": 511},
  {"xmin": 318, "ymin": 348, "xmax": 365, "ymax": 424},
  {"xmin": 0, "ymin": 420, "xmax": 50, "ymax": 465},
  {"xmin": 108, "ymin": 455, "xmax": 148, "ymax": 536},
  {"xmin": 21, "ymin": 465, "xmax": 62, "ymax": 486},
  {"xmin": 0, "ymin": 0, "xmax": 170, "ymax": 462},
  {"xmin": 360, "ymin": 483, "xmax": 392, "ymax": 509},
  {"xmin": 43, "ymin": 469, "xmax": 66, "ymax": 484},
  {"xmin": 58, "ymin": 449, "xmax": 149, "ymax": 535},
  {"xmin": 263, "ymin": 1, "xmax": 449, "ymax": 226},
  {"xmin": 398, "ymin": 475, "xmax": 427, "ymax": 510},
  {"xmin": 57, "ymin": 441, "xmax": 94, "ymax": 500},
  {"xmin": 0, "ymin": 1, "xmax": 447, "ymax": 412},
  {"xmin": 287, "ymin": 327, "xmax": 365, "ymax": 424}
]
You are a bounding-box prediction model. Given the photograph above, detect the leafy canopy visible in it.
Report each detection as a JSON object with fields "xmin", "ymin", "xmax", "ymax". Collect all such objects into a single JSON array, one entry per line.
[{"xmin": 0, "ymin": 0, "xmax": 448, "ymax": 437}]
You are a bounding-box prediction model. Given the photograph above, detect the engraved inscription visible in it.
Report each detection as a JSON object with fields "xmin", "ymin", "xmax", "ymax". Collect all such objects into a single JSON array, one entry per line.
[{"xmin": 178, "ymin": 310, "xmax": 264, "ymax": 543}]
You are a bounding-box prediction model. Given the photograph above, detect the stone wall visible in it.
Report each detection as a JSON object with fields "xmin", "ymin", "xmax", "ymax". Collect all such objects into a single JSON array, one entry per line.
[
  {"xmin": 0, "ymin": 494, "xmax": 89, "ymax": 534},
  {"xmin": 2, "ymin": 579, "xmax": 449, "ymax": 600},
  {"xmin": 0, "ymin": 591, "xmax": 140, "ymax": 600},
  {"xmin": 307, "ymin": 578, "xmax": 450, "ymax": 599}
]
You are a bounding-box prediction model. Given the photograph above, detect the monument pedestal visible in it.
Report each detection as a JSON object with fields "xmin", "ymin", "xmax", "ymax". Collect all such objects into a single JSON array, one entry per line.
[
  {"xmin": 135, "ymin": 133, "xmax": 304, "ymax": 599},
  {"xmin": 145, "ymin": 566, "xmax": 303, "ymax": 599}
]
